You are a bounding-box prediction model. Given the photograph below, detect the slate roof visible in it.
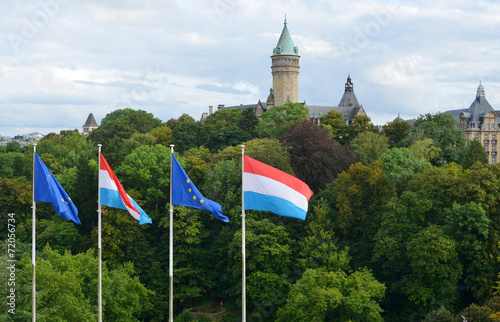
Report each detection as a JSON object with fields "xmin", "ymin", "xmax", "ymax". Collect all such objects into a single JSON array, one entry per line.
[
  {"xmin": 83, "ymin": 113, "xmax": 98, "ymax": 127},
  {"xmin": 307, "ymin": 75, "xmax": 363, "ymax": 121},
  {"xmin": 307, "ymin": 105, "xmax": 361, "ymax": 121},
  {"xmin": 445, "ymin": 83, "xmax": 498, "ymax": 125},
  {"xmin": 465, "ymin": 83, "xmax": 495, "ymax": 123},
  {"xmin": 445, "ymin": 108, "xmax": 468, "ymax": 123},
  {"xmin": 338, "ymin": 75, "xmax": 360, "ymax": 108}
]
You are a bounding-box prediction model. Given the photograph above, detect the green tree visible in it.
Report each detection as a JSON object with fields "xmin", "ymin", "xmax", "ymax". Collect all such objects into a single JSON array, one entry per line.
[
  {"xmin": 486, "ymin": 296, "xmax": 500, "ymax": 320},
  {"xmin": 410, "ymin": 138, "xmax": 441, "ymax": 162},
  {"xmin": 349, "ymin": 130, "xmax": 389, "ymax": 165},
  {"xmin": 460, "ymin": 303, "xmax": 492, "ymax": 322},
  {"xmin": 346, "ymin": 114, "xmax": 377, "ymax": 144},
  {"xmin": 159, "ymin": 206, "xmax": 210, "ymax": 308},
  {"xmin": 37, "ymin": 217, "xmax": 82, "ymax": 254},
  {"xmin": 372, "ymin": 196, "xmax": 420, "ymax": 276},
  {"xmin": 404, "ymin": 166, "xmax": 463, "ymax": 225},
  {"xmin": 0, "ymin": 177, "xmax": 31, "ymax": 237},
  {"xmin": 445, "ymin": 202, "xmax": 496, "ymax": 303},
  {"xmin": 299, "ymin": 198, "xmax": 350, "ymax": 272},
  {"xmin": 379, "ymin": 147, "xmax": 430, "ymax": 194},
  {"xmin": 255, "ymin": 102, "xmax": 309, "ymax": 139},
  {"xmin": 100, "ymin": 108, "xmax": 161, "ymax": 128},
  {"xmin": 211, "ymin": 138, "xmax": 294, "ymax": 176},
  {"xmin": 460, "ymin": 162, "xmax": 500, "ymax": 213},
  {"xmin": 181, "ymin": 146, "xmax": 213, "ymax": 186},
  {"xmin": 88, "ymin": 109, "xmax": 162, "ymax": 167},
  {"xmin": 72, "ymin": 158, "xmax": 98, "ymax": 236},
  {"xmin": 116, "ymin": 144, "xmax": 171, "ymax": 211},
  {"xmin": 6, "ymin": 141, "xmax": 21, "ymax": 152},
  {"xmin": 371, "ymin": 196, "xmax": 423, "ymax": 319},
  {"xmin": 149, "ymin": 124, "xmax": 173, "ymax": 146},
  {"xmin": 171, "ymin": 115, "xmax": 202, "ymax": 154},
  {"xmin": 383, "ymin": 118, "xmax": 411, "ymax": 148},
  {"xmin": 98, "ymin": 207, "xmax": 152, "ymax": 270},
  {"xmin": 423, "ymin": 306, "xmax": 459, "ymax": 322},
  {"xmin": 463, "ymin": 139, "xmax": 488, "ymax": 169},
  {"xmin": 239, "ymin": 106, "xmax": 259, "ymax": 136},
  {"xmin": 13, "ymin": 245, "xmax": 154, "ymax": 321},
  {"xmin": 0, "ymin": 152, "xmax": 27, "ymax": 178},
  {"xmin": 402, "ymin": 225, "xmax": 462, "ymax": 306},
  {"xmin": 410, "ymin": 112, "xmax": 466, "ymax": 165},
  {"xmin": 122, "ymin": 132, "xmax": 158, "ymax": 157},
  {"xmin": 332, "ymin": 161, "xmax": 393, "ymax": 267},
  {"xmin": 165, "ymin": 113, "xmax": 193, "ymax": 129},
  {"xmin": 320, "ymin": 110, "xmax": 349, "ymax": 145},
  {"xmin": 280, "ymin": 120, "xmax": 356, "ymax": 193},
  {"xmin": 320, "ymin": 113, "xmax": 376, "ymax": 146},
  {"xmin": 227, "ymin": 218, "xmax": 292, "ymax": 320},
  {"xmin": 276, "ymin": 268, "xmax": 386, "ymax": 321},
  {"xmin": 201, "ymin": 109, "xmax": 252, "ymax": 152}
]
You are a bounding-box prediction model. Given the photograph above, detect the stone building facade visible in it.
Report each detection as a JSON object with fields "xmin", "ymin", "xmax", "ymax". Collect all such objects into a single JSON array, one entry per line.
[
  {"xmin": 446, "ymin": 83, "xmax": 499, "ymax": 164},
  {"xmin": 201, "ymin": 18, "xmax": 366, "ymax": 124}
]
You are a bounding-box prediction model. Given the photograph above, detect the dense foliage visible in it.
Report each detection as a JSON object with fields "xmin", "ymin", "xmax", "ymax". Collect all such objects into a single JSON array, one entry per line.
[{"xmin": 1, "ymin": 107, "xmax": 500, "ymax": 321}]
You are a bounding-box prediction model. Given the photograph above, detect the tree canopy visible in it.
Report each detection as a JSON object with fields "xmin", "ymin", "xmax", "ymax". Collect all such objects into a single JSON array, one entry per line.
[{"xmin": 1, "ymin": 106, "xmax": 498, "ymax": 321}]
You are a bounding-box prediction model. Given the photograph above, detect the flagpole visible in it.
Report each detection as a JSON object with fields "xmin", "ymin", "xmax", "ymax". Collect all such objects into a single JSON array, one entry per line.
[
  {"xmin": 97, "ymin": 144, "xmax": 102, "ymax": 322},
  {"xmin": 169, "ymin": 144, "xmax": 174, "ymax": 322},
  {"xmin": 241, "ymin": 145, "xmax": 246, "ymax": 322},
  {"xmin": 32, "ymin": 144, "xmax": 37, "ymax": 322}
]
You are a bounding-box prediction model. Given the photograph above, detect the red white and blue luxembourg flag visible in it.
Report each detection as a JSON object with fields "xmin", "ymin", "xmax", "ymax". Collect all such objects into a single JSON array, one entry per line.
[
  {"xmin": 99, "ymin": 153, "xmax": 152, "ymax": 225},
  {"xmin": 243, "ymin": 155, "xmax": 313, "ymax": 220}
]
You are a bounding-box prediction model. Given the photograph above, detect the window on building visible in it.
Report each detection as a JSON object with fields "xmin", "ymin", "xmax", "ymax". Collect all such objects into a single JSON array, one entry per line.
[
  {"xmin": 493, "ymin": 145, "xmax": 496, "ymax": 152},
  {"xmin": 487, "ymin": 123, "xmax": 490, "ymax": 129},
  {"xmin": 493, "ymin": 134, "xmax": 497, "ymax": 140},
  {"xmin": 467, "ymin": 134, "xmax": 471, "ymax": 140},
  {"xmin": 476, "ymin": 134, "xmax": 480, "ymax": 140},
  {"xmin": 485, "ymin": 134, "xmax": 489, "ymax": 140},
  {"xmin": 493, "ymin": 156, "xmax": 496, "ymax": 164},
  {"xmin": 485, "ymin": 145, "xmax": 489, "ymax": 152}
]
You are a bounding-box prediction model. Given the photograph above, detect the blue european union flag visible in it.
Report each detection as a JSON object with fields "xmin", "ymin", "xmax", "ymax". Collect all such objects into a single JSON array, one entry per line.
[
  {"xmin": 34, "ymin": 153, "xmax": 81, "ymax": 225},
  {"xmin": 171, "ymin": 153, "xmax": 229, "ymax": 222}
]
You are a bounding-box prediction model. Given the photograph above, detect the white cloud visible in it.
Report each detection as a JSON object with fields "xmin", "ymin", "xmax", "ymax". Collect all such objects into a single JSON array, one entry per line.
[{"xmin": 1, "ymin": 0, "xmax": 500, "ymax": 137}]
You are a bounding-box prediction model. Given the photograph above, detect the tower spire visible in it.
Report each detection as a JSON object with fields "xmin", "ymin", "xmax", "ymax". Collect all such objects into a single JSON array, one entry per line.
[{"xmin": 270, "ymin": 17, "xmax": 300, "ymax": 107}]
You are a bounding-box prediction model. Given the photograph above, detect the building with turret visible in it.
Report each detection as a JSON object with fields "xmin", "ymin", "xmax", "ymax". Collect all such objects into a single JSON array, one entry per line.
[
  {"xmin": 446, "ymin": 83, "xmax": 499, "ymax": 164},
  {"xmin": 201, "ymin": 18, "xmax": 367, "ymax": 124}
]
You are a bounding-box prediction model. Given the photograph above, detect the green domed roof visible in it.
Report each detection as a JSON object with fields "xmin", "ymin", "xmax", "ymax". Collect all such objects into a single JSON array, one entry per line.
[{"xmin": 272, "ymin": 17, "xmax": 299, "ymax": 57}]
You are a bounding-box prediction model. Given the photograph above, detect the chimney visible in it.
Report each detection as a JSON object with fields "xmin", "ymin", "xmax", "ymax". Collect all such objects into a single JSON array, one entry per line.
[{"xmin": 209, "ymin": 105, "xmax": 213, "ymax": 115}]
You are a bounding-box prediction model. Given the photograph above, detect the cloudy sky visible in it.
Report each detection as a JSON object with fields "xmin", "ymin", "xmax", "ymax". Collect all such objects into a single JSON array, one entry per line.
[{"xmin": 1, "ymin": 0, "xmax": 500, "ymax": 137}]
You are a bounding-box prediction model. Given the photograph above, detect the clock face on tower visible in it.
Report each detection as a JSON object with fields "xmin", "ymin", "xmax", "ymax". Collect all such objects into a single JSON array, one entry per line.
[{"xmin": 275, "ymin": 81, "xmax": 282, "ymax": 89}]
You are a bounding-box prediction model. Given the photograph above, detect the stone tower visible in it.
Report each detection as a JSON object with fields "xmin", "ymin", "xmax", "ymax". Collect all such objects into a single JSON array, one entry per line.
[{"xmin": 269, "ymin": 17, "xmax": 300, "ymax": 108}]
